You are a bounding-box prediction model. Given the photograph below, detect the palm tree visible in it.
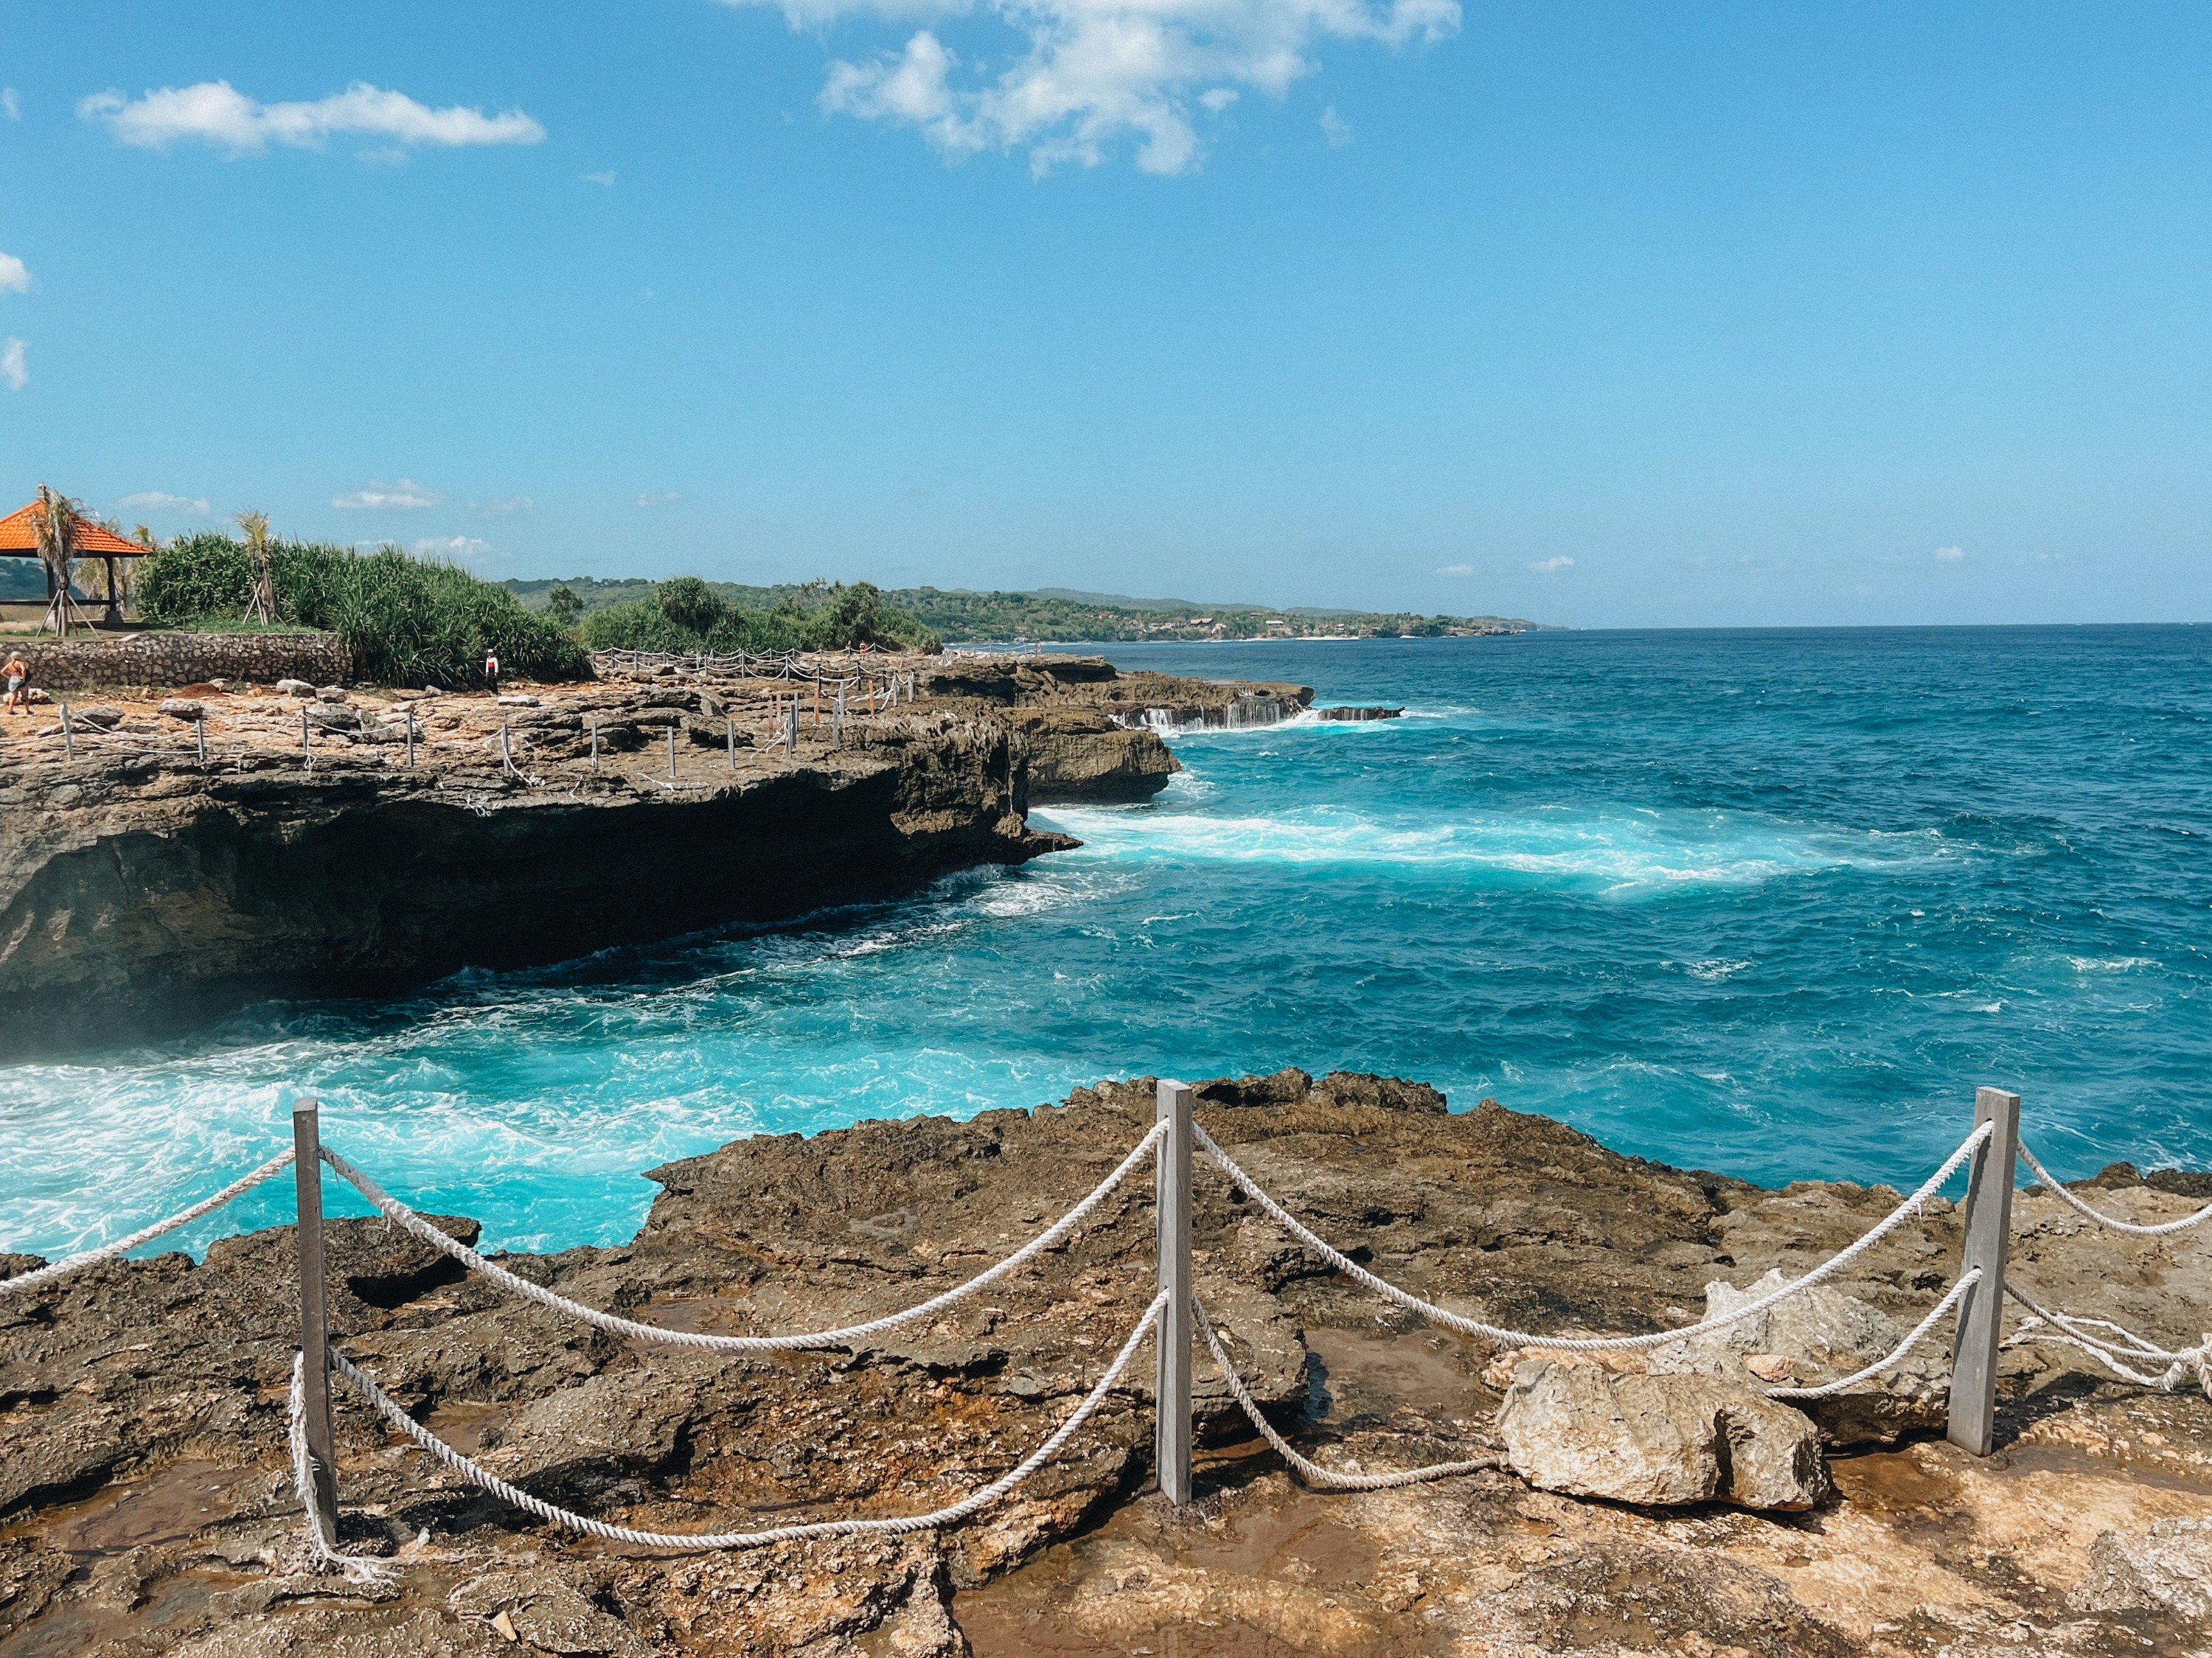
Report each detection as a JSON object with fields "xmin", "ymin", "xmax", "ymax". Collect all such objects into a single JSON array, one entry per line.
[
  {"xmin": 237, "ymin": 509, "xmax": 276, "ymax": 624},
  {"xmin": 31, "ymin": 482, "xmax": 86, "ymax": 638}
]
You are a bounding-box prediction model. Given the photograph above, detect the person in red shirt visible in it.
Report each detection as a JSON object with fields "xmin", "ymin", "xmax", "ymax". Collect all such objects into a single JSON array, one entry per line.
[{"xmin": 483, "ymin": 650, "xmax": 500, "ymax": 695}]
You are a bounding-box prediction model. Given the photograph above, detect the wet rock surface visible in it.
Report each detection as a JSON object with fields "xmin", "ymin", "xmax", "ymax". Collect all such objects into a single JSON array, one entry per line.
[{"xmin": 0, "ymin": 1073, "xmax": 2208, "ymax": 1655}]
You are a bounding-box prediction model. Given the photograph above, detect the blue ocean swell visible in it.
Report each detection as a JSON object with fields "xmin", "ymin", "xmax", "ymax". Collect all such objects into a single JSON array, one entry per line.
[{"xmin": 1, "ymin": 625, "xmax": 2205, "ymax": 1261}]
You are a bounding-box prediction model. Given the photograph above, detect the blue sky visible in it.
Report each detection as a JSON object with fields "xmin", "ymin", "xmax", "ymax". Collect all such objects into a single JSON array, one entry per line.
[{"xmin": 0, "ymin": 1, "xmax": 2206, "ymax": 627}]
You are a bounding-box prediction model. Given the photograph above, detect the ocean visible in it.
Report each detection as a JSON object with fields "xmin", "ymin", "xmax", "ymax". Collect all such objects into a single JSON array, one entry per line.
[{"xmin": 4, "ymin": 624, "xmax": 2207, "ymax": 1261}]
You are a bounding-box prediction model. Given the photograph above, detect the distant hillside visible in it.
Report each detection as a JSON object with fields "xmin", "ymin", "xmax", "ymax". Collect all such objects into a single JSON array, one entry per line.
[{"xmin": 504, "ymin": 577, "xmax": 1545, "ymax": 644}]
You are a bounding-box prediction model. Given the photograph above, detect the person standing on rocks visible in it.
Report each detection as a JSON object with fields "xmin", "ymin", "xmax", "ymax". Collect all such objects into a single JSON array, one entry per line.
[
  {"xmin": 483, "ymin": 649, "xmax": 500, "ymax": 697},
  {"xmin": 1, "ymin": 652, "xmax": 26, "ymax": 716}
]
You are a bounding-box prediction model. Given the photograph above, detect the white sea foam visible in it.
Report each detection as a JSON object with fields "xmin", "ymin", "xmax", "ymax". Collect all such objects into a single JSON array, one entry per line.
[{"xmin": 1035, "ymin": 803, "xmax": 1919, "ymax": 894}]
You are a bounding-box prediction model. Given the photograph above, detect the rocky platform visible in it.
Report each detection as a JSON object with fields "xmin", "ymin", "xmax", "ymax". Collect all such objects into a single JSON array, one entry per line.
[
  {"xmin": 0, "ymin": 655, "xmax": 1290, "ymax": 1056},
  {"xmin": 1, "ymin": 1072, "xmax": 2208, "ymax": 1657}
]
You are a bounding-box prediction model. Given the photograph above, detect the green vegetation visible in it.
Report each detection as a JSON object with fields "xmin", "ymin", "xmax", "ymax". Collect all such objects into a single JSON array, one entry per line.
[
  {"xmin": 506, "ymin": 577, "xmax": 1540, "ymax": 644},
  {"xmin": 138, "ymin": 535, "xmax": 590, "ymax": 686},
  {"xmin": 574, "ymin": 578, "xmax": 942, "ymax": 655}
]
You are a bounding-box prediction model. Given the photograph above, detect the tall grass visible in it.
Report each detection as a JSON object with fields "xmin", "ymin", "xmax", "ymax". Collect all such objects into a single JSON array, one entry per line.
[{"xmin": 139, "ymin": 535, "xmax": 589, "ymax": 686}]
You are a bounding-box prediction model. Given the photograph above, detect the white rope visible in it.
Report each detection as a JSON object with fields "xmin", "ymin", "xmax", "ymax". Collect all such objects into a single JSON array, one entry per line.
[
  {"xmin": 288, "ymin": 1351, "xmax": 395, "ymax": 1584},
  {"xmin": 1, "ymin": 1148, "xmax": 297, "ymax": 1296},
  {"xmin": 1762, "ymin": 1268, "xmax": 1979, "ymax": 1398},
  {"xmin": 1194, "ymin": 1121, "xmax": 1992, "ymax": 1352},
  {"xmin": 324, "ymin": 1292, "xmax": 1165, "ymax": 1550},
  {"xmin": 2002, "ymin": 1282, "xmax": 2212, "ymax": 1393},
  {"xmin": 2017, "ymin": 1140, "xmax": 2212, "ymax": 1237},
  {"xmin": 319, "ymin": 1121, "xmax": 1166, "ymax": 1352},
  {"xmin": 1194, "ymin": 1296, "xmax": 1498, "ymax": 1490}
]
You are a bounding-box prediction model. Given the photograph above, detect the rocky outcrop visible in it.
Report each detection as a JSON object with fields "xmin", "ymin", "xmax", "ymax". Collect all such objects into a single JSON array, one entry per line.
[
  {"xmin": 1014, "ymin": 708, "xmax": 1179, "ymax": 804},
  {"xmin": 2070, "ymin": 1518, "xmax": 2212, "ymax": 1618},
  {"xmin": 0, "ymin": 652, "xmax": 1328, "ymax": 1053},
  {"xmin": 1498, "ymin": 1359, "xmax": 1831, "ymax": 1510},
  {"xmin": 0, "ymin": 680, "xmax": 1054, "ymax": 1060},
  {"xmin": 1311, "ymin": 705, "xmax": 1404, "ymax": 722},
  {"xmin": 1649, "ymin": 1269, "xmax": 1950, "ymax": 1444},
  {"xmin": 5, "ymin": 1073, "xmax": 2211, "ymax": 1655},
  {"xmin": 925, "ymin": 655, "xmax": 1316, "ymax": 736}
]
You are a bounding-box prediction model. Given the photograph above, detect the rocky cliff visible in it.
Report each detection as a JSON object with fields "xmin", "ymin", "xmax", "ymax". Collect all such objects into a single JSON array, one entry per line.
[
  {"xmin": 1, "ymin": 1073, "xmax": 2206, "ymax": 1656},
  {"xmin": 0, "ymin": 655, "xmax": 1306, "ymax": 1055}
]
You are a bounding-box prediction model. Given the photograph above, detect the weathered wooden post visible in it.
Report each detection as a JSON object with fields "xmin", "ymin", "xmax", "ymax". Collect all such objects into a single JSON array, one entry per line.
[
  {"xmin": 589, "ymin": 715, "xmax": 599, "ymax": 773},
  {"xmin": 726, "ymin": 715, "xmax": 737, "ymax": 770},
  {"xmin": 784, "ymin": 699, "xmax": 797, "ymax": 759},
  {"xmin": 300, "ymin": 706, "xmax": 311, "ymax": 772},
  {"xmin": 292, "ymin": 1097, "xmax": 339, "ymax": 1537},
  {"xmin": 500, "ymin": 722, "xmax": 513, "ymax": 776},
  {"xmin": 405, "ymin": 709, "xmax": 416, "ymax": 767},
  {"xmin": 1155, "ymin": 1078, "xmax": 1194, "ymax": 1505},
  {"xmin": 667, "ymin": 723, "xmax": 677, "ymax": 783},
  {"xmin": 60, "ymin": 700, "xmax": 73, "ymax": 759},
  {"xmin": 196, "ymin": 716, "xmax": 207, "ymax": 768},
  {"xmin": 1947, "ymin": 1087, "xmax": 2020, "ymax": 1456}
]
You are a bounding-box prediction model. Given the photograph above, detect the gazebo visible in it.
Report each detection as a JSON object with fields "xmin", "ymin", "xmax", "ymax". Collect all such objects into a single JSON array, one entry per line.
[{"xmin": 0, "ymin": 498, "xmax": 151, "ymax": 628}]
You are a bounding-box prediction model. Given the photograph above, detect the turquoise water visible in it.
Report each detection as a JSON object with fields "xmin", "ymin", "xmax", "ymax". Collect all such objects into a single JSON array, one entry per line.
[{"xmin": 3, "ymin": 625, "xmax": 2208, "ymax": 1261}]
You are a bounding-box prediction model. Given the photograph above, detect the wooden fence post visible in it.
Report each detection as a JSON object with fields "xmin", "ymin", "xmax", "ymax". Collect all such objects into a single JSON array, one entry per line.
[
  {"xmin": 1156, "ymin": 1078, "xmax": 1194, "ymax": 1505},
  {"xmin": 1947, "ymin": 1087, "xmax": 2020, "ymax": 1456},
  {"xmin": 727, "ymin": 716, "xmax": 737, "ymax": 770},
  {"xmin": 292, "ymin": 1098, "xmax": 339, "ymax": 1537},
  {"xmin": 300, "ymin": 706, "xmax": 310, "ymax": 772}
]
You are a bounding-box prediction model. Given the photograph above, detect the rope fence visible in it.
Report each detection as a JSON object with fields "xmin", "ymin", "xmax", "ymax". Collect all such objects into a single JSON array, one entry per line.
[
  {"xmin": 319, "ymin": 1123, "xmax": 1166, "ymax": 1352},
  {"xmin": 4, "ymin": 1080, "xmax": 2208, "ymax": 1586},
  {"xmin": 305, "ymin": 1295, "xmax": 1165, "ymax": 1553}
]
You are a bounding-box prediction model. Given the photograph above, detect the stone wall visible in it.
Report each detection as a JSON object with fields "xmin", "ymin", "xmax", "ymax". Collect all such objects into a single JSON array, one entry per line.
[{"xmin": 10, "ymin": 632, "xmax": 354, "ymax": 691}]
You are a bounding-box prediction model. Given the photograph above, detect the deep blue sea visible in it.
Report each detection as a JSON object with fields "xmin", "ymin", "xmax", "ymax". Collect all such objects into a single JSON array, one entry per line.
[{"xmin": 4, "ymin": 625, "xmax": 2208, "ymax": 1261}]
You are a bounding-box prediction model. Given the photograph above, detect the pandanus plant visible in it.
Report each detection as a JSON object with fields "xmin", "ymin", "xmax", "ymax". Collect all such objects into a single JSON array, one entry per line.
[
  {"xmin": 237, "ymin": 509, "xmax": 276, "ymax": 624},
  {"xmin": 30, "ymin": 482, "xmax": 85, "ymax": 638}
]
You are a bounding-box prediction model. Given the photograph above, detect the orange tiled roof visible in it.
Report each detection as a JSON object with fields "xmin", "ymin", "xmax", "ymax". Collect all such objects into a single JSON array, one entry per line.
[{"xmin": 0, "ymin": 501, "xmax": 150, "ymax": 557}]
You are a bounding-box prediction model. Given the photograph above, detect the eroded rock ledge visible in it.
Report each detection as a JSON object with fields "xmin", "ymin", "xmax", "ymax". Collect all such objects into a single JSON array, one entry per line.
[
  {"xmin": 0, "ymin": 655, "xmax": 1287, "ymax": 1055},
  {"xmin": 1, "ymin": 1072, "xmax": 2207, "ymax": 1656}
]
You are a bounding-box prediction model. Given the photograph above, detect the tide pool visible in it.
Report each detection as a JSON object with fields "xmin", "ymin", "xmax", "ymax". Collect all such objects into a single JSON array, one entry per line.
[{"xmin": 3, "ymin": 624, "xmax": 2206, "ymax": 1261}]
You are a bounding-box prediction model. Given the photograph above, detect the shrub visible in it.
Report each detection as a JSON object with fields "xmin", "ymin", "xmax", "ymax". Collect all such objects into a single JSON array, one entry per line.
[
  {"xmin": 579, "ymin": 578, "xmax": 940, "ymax": 656},
  {"xmin": 137, "ymin": 536, "xmax": 589, "ymax": 686}
]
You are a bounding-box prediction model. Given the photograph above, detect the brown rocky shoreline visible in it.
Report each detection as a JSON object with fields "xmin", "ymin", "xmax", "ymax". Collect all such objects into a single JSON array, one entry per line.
[
  {"xmin": 2, "ymin": 1070, "xmax": 2208, "ymax": 1657},
  {"xmin": 0, "ymin": 652, "xmax": 1303, "ymax": 1059}
]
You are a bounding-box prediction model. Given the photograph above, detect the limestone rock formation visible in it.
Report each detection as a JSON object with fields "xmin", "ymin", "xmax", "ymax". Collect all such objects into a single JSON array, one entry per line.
[
  {"xmin": 2070, "ymin": 1517, "xmax": 2212, "ymax": 1619},
  {"xmin": 1498, "ymin": 1358, "xmax": 1832, "ymax": 1510},
  {"xmin": 1648, "ymin": 1268, "xmax": 1950, "ymax": 1443}
]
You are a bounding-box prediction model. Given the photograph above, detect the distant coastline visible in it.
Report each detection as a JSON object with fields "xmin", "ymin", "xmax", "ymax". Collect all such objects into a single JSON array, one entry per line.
[{"xmin": 503, "ymin": 575, "xmax": 1551, "ymax": 645}]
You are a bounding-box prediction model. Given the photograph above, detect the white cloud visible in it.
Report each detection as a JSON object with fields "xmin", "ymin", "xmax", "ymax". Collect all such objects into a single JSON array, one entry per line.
[
  {"xmin": 581, "ymin": 169, "xmax": 617, "ymax": 187},
  {"xmin": 0, "ymin": 89, "xmax": 18, "ymax": 122},
  {"xmin": 1435, "ymin": 562, "xmax": 1472, "ymax": 576},
  {"xmin": 117, "ymin": 490, "xmax": 212, "ymax": 514},
  {"xmin": 333, "ymin": 478, "xmax": 442, "ymax": 510},
  {"xmin": 796, "ymin": 0, "xmax": 1456, "ymax": 175},
  {"xmin": 77, "ymin": 81, "xmax": 546, "ymax": 156},
  {"xmin": 1934, "ymin": 545, "xmax": 1965, "ymax": 562},
  {"xmin": 1, "ymin": 338, "xmax": 24, "ymax": 391},
  {"xmin": 1529, "ymin": 555, "xmax": 1574, "ymax": 572},
  {"xmin": 636, "ymin": 490, "xmax": 683, "ymax": 506},
  {"xmin": 415, "ymin": 534, "xmax": 493, "ymax": 561},
  {"xmin": 1319, "ymin": 104, "xmax": 1352, "ymax": 146},
  {"xmin": 471, "ymin": 494, "xmax": 535, "ymax": 514},
  {"xmin": 0, "ymin": 254, "xmax": 29, "ymax": 294}
]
